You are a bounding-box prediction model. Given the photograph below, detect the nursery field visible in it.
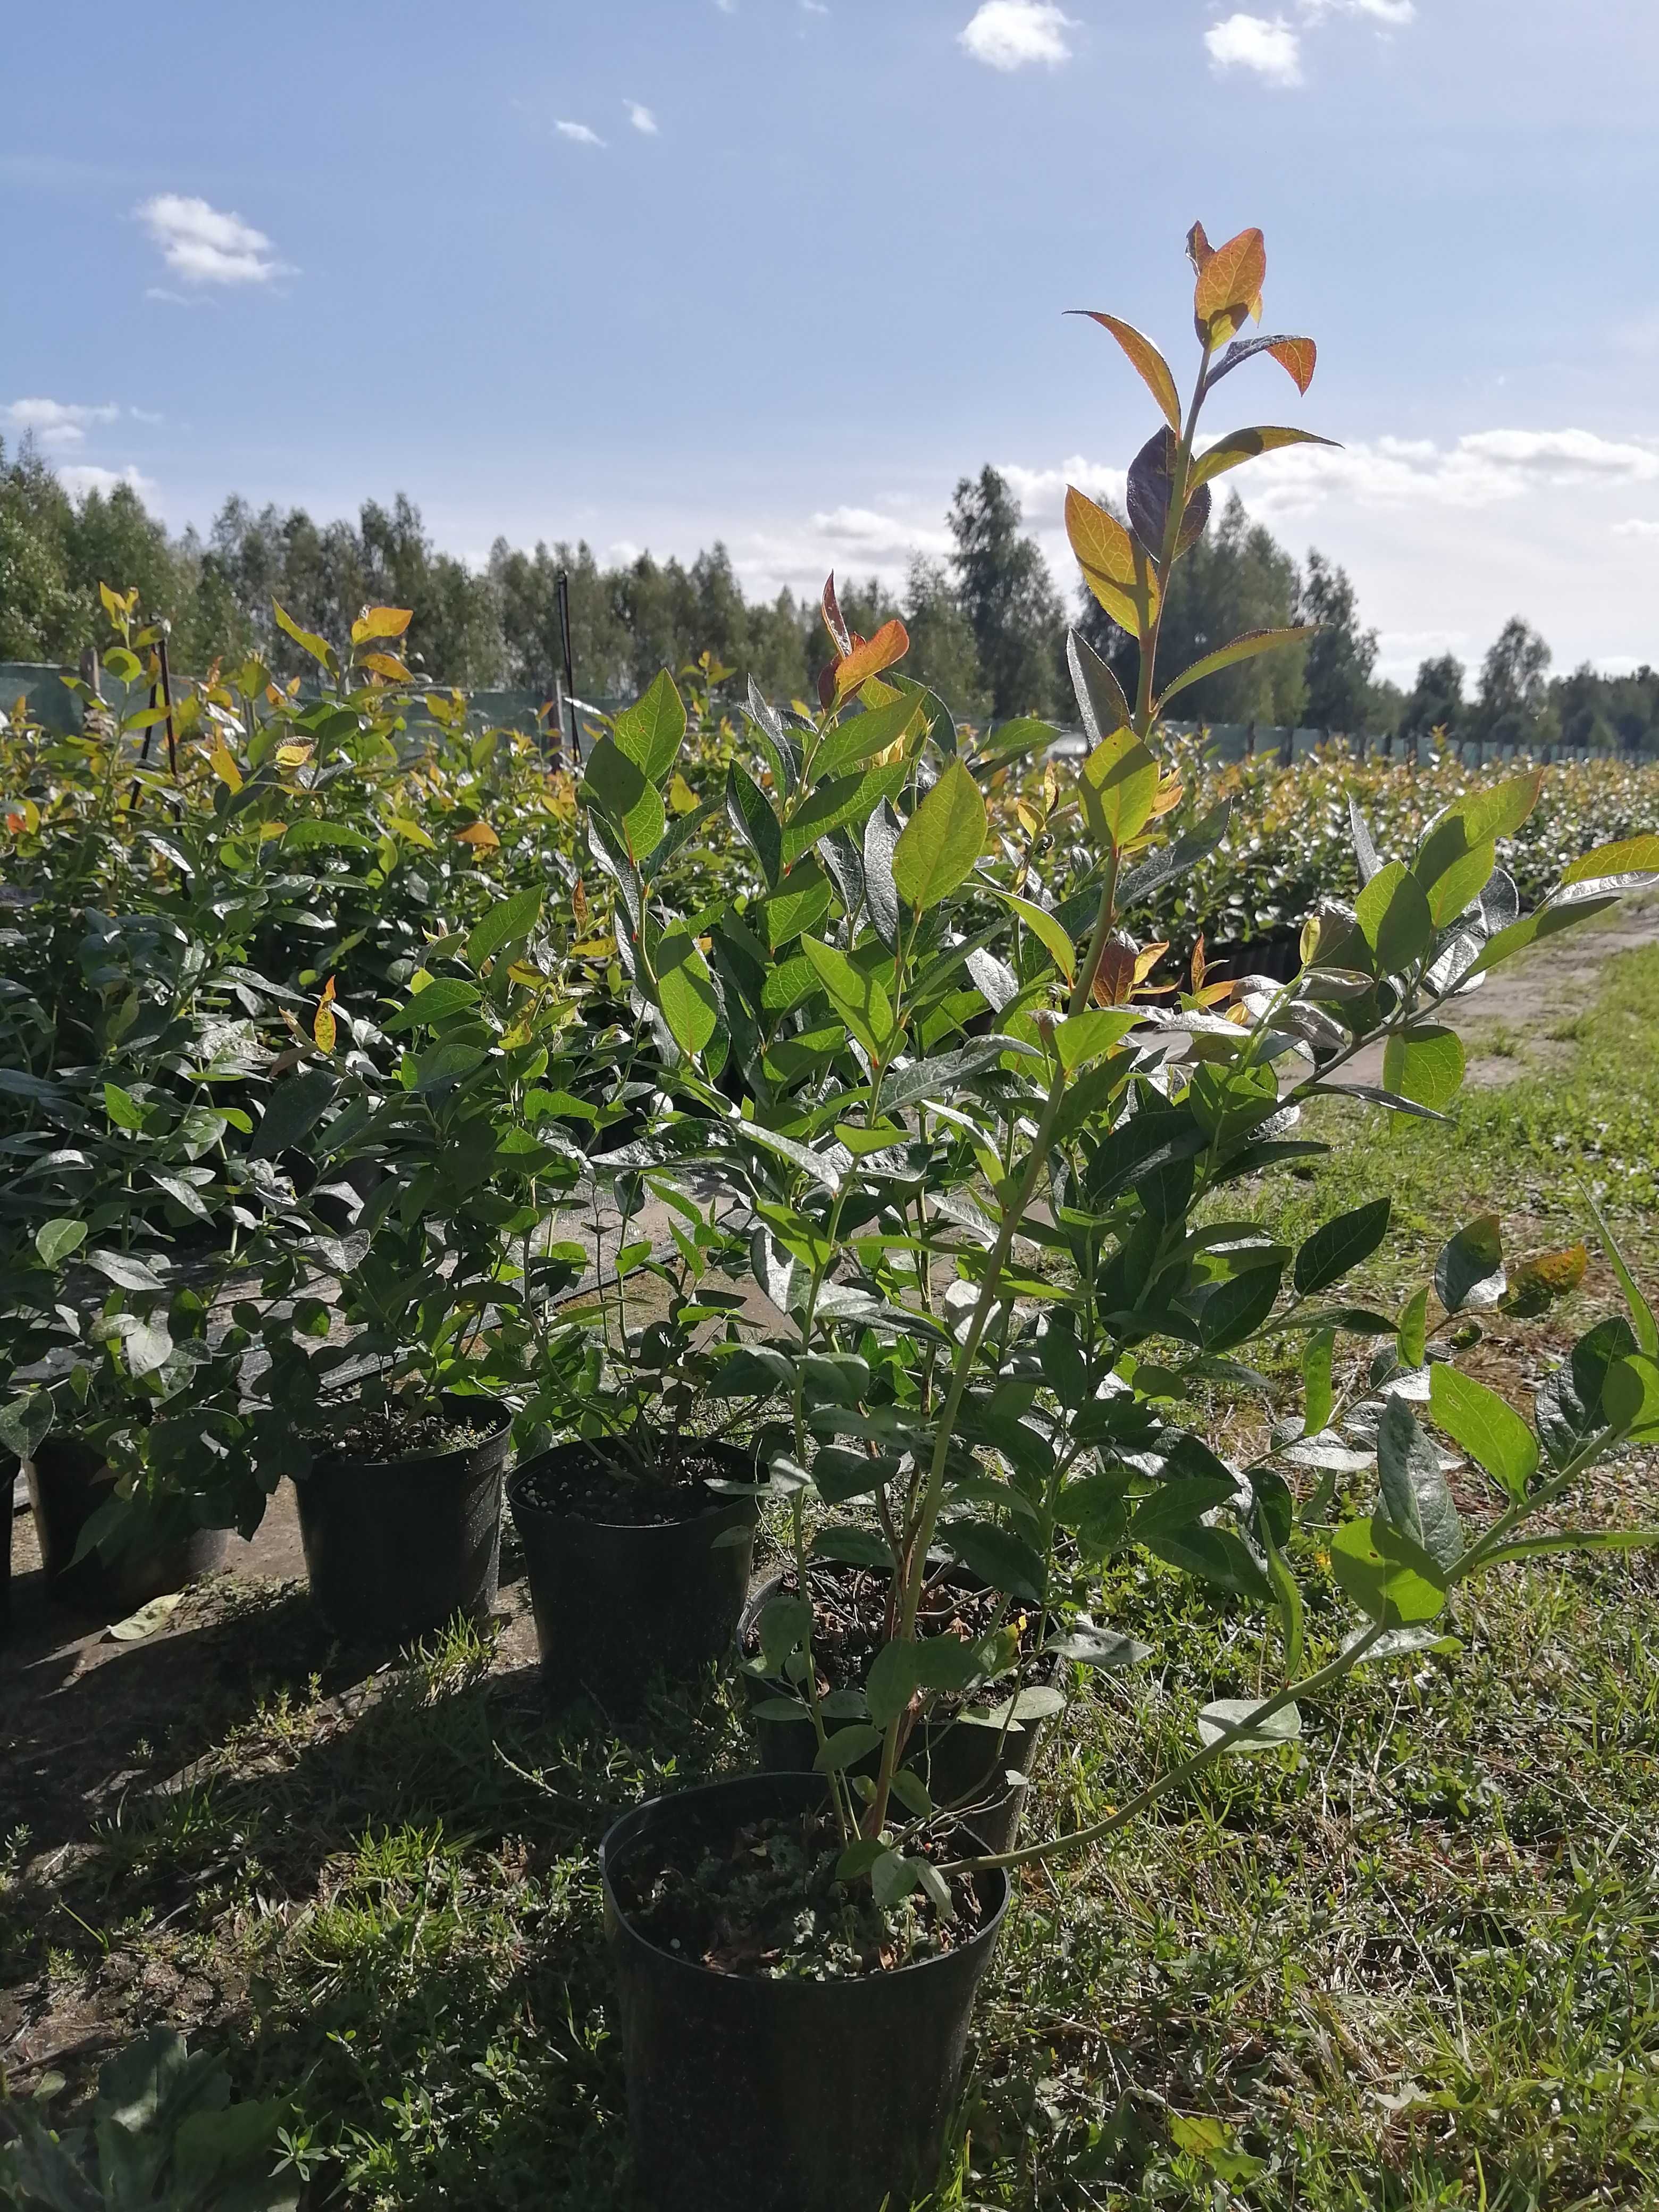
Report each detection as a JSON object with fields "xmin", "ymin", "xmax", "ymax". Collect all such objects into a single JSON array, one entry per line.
[
  {"xmin": 5, "ymin": 246, "xmax": 1659, "ymax": 2212},
  {"xmin": 3, "ymin": 911, "xmax": 1657, "ymax": 2211}
]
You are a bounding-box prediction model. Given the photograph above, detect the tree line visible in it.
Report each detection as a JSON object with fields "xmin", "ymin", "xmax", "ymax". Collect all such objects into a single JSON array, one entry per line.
[{"xmin": 2, "ymin": 435, "xmax": 1654, "ymax": 751}]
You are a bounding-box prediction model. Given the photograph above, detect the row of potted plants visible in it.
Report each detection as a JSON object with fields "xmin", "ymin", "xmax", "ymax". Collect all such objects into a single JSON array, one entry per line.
[{"xmin": 4, "ymin": 225, "xmax": 1658, "ymax": 2212}]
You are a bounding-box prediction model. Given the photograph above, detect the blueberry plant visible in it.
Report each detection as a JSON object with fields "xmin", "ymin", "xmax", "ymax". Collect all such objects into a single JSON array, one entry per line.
[{"xmin": 584, "ymin": 223, "xmax": 1659, "ymax": 1912}]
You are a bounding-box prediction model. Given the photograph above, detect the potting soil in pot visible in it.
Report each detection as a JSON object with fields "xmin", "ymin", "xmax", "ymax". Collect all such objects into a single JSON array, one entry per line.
[{"xmin": 614, "ymin": 1799, "xmax": 983, "ymax": 1981}]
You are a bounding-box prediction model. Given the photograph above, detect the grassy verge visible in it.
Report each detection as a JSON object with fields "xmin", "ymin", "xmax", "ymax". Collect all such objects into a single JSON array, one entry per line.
[{"xmin": 3, "ymin": 954, "xmax": 1656, "ymax": 2210}]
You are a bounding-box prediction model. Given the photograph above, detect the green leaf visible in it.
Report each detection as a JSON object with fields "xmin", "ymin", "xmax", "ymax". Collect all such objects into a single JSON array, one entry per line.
[
  {"xmin": 1536, "ymin": 1317, "xmax": 1638, "ymax": 1468},
  {"xmin": 1465, "ymin": 895, "xmax": 1619, "ymax": 979},
  {"xmin": 465, "ymin": 885, "xmax": 541, "ymax": 968},
  {"xmin": 249, "ymin": 1067, "xmax": 338, "ymax": 1162},
  {"xmin": 36, "ymin": 1218, "xmax": 88, "ymax": 1268},
  {"xmin": 1196, "ymin": 1698, "xmax": 1302, "ymax": 1753},
  {"xmin": 891, "ymin": 759, "xmax": 987, "ymax": 910},
  {"xmin": 801, "ymin": 935, "xmax": 895, "ymax": 1055},
  {"xmin": 763, "ymin": 861, "xmax": 833, "ymax": 950},
  {"xmin": 814, "ymin": 691, "xmax": 922, "ymax": 778},
  {"xmin": 942, "ymin": 1519, "xmax": 1047, "ymax": 1605},
  {"xmin": 781, "ymin": 761, "xmax": 906, "ymax": 867},
  {"xmin": 1355, "ymin": 861, "xmax": 1435, "ymax": 975},
  {"xmin": 1377, "ymin": 1397, "xmax": 1463, "ymax": 1571},
  {"xmin": 724, "ymin": 761, "xmax": 783, "ymax": 891},
  {"xmin": 1429, "ymin": 1363, "xmax": 1537, "ymax": 1499},
  {"xmin": 1434, "ymin": 1213, "xmax": 1505, "ymax": 1314},
  {"xmin": 1054, "ymin": 1008, "xmax": 1136, "ymax": 1071},
  {"xmin": 872, "ymin": 1849, "xmax": 925, "ymax": 1909},
  {"xmin": 584, "ymin": 733, "xmax": 666, "ymax": 862},
  {"xmin": 611, "ymin": 668, "xmax": 685, "ymax": 783},
  {"xmin": 1583, "ymin": 1185, "xmax": 1659, "ymax": 1359},
  {"xmin": 1078, "ymin": 730, "xmax": 1158, "ymax": 850},
  {"xmin": 0, "ymin": 1390, "xmax": 53, "ymax": 1462},
  {"xmin": 1329, "ymin": 1514, "xmax": 1448, "ymax": 1624},
  {"xmin": 1561, "ymin": 832, "xmax": 1659, "ymax": 886},
  {"xmin": 383, "ymin": 978, "xmax": 481, "ymax": 1031},
  {"xmin": 1066, "ymin": 627, "xmax": 1132, "ymax": 742},
  {"xmin": 815, "ymin": 1723, "xmax": 885, "ymax": 1772},
  {"xmin": 1156, "ymin": 627, "xmax": 1318, "ymax": 714},
  {"xmin": 1196, "ymin": 1262, "xmax": 1284, "ymax": 1352},
  {"xmin": 812, "ymin": 1525, "xmax": 893, "ymax": 1570},
  {"xmin": 985, "ymin": 884, "xmax": 1076, "ymax": 982},
  {"xmin": 866, "ymin": 1639, "xmax": 922, "ymax": 1728},
  {"xmin": 1396, "ymin": 1284, "xmax": 1430, "ymax": 1371},
  {"xmin": 1293, "ymin": 1197, "xmax": 1391, "ymax": 1297},
  {"xmin": 1381, "ymin": 1025, "xmax": 1465, "ymax": 1111},
  {"xmin": 1302, "ymin": 1327, "xmax": 1335, "ymax": 1437},
  {"xmin": 103, "ymin": 1082, "xmax": 147, "ymax": 1130},
  {"xmin": 655, "ymin": 926, "xmax": 719, "ymax": 1056},
  {"xmin": 1605, "ymin": 1353, "xmax": 1659, "ymax": 1440}
]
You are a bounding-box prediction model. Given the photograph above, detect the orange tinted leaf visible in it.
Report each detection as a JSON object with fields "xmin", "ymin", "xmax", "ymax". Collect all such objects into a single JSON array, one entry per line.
[
  {"xmin": 1093, "ymin": 934, "xmax": 1139, "ymax": 1008},
  {"xmin": 1065, "ymin": 487, "xmax": 1159, "ymax": 640},
  {"xmin": 1074, "ymin": 313, "xmax": 1181, "ymax": 432},
  {"xmin": 350, "ymin": 605, "xmax": 413, "ymax": 644},
  {"xmin": 1186, "ymin": 221, "xmax": 1214, "ymax": 276},
  {"xmin": 1505, "ymin": 1243, "xmax": 1588, "ymax": 1317},
  {"xmin": 833, "ymin": 618, "xmax": 910, "ymax": 702},
  {"xmin": 1195, "ymin": 227, "xmax": 1267, "ymax": 340},
  {"xmin": 210, "ymin": 742, "xmax": 244, "ymax": 793},
  {"xmin": 456, "ymin": 821, "xmax": 501, "ymax": 850},
  {"xmin": 1268, "ymin": 338, "xmax": 1317, "ymax": 393}
]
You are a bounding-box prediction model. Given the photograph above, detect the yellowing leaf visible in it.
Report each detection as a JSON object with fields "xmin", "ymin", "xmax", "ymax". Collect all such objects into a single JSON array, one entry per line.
[
  {"xmin": 210, "ymin": 742, "xmax": 244, "ymax": 793},
  {"xmin": 358, "ymin": 651, "xmax": 410, "ymax": 682},
  {"xmin": 1194, "ymin": 226, "xmax": 1267, "ymax": 342},
  {"xmin": 1076, "ymin": 313, "xmax": 1182, "ymax": 431},
  {"xmin": 456, "ymin": 821, "xmax": 501, "ymax": 850},
  {"xmin": 668, "ymin": 771, "xmax": 699, "ymax": 815},
  {"xmin": 273, "ymin": 601, "xmax": 334, "ymax": 669},
  {"xmin": 275, "ymin": 741, "xmax": 314, "ymax": 768},
  {"xmin": 386, "ymin": 814, "xmax": 436, "ymax": 849},
  {"xmin": 1065, "ymin": 487, "xmax": 1159, "ymax": 640},
  {"xmin": 313, "ymin": 976, "xmax": 337, "ymax": 1054},
  {"xmin": 1079, "ymin": 729, "xmax": 1159, "ymax": 850},
  {"xmin": 1189, "ymin": 426, "xmax": 1340, "ymax": 492},
  {"xmin": 350, "ymin": 605, "xmax": 413, "ymax": 644}
]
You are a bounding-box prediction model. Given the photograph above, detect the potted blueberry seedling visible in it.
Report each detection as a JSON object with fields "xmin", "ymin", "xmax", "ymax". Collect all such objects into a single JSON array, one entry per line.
[
  {"xmin": 242, "ymin": 886, "xmax": 581, "ymax": 1644},
  {"xmin": 584, "ymin": 227, "xmax": 1659, "ymax": 2212}
]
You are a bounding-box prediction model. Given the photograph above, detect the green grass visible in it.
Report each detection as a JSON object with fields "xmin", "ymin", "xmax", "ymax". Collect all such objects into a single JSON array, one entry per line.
[{"xmin": 3, "ymin": 951, "xmax": 1657, "ymax": 2211}]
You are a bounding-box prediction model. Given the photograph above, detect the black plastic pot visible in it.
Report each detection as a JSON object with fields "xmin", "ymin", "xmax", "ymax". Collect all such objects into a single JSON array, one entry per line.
[
  {"xmin": 602, "ymin": 1770, "xmax": 1008, "ymax": 2212},
  {"xmin": 507, "ymin": 1438, "xmax": 759, "ymax": 1712},
  {"xmin": 739, "ymin": 1571, "xmax": 1050, "ymax": 1856},
  {"xmin": 2, "ymin": 1461, "xmax": 15, "ymax": 1645},
  {"xmin": 291, "ymin": 1394, "xmax": 509, "ymax": 1644},
  {"xmin": 26, "ymin": 1436, "xmax": 229, "ymax": 1621}
]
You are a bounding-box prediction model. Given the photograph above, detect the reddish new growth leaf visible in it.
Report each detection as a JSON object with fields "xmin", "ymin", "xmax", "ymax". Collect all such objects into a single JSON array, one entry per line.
[
  {"xmin": 834, "ymin": 618, "xmax": 910, "ymax": 701},
  {"xmin": 1268, "ymin": 337, "xmax": 1317, "ymax": 394},
  {"xmin": 820, "ymin": 573, "xmax": 853, "ymax": 658}
]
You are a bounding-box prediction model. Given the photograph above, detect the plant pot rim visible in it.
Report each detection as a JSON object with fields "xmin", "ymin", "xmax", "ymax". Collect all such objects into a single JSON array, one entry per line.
[
  {"xmin": 600, "ymin": 1770, "xmax": 1010, "ymax": 1990},
  {"xmin": 508, "ymin": 1436, "xmax": 760, "ymax": 1532},
  {"xmin": 294, "ymin": 1391, "xmax": 510, "ymax": 1481}
]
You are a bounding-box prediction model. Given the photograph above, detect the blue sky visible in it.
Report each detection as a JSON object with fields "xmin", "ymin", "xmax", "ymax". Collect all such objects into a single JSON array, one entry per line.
[{"xmin": 5, "ymin": 0, "xmax": 1659, "ymax": 683}]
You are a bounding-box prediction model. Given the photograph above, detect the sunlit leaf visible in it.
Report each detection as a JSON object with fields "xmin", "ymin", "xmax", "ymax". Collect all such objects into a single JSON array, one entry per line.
[
  {"xmin": 1382, "ymin": 1024, "xmax": 1465, "ymax": 1110},
  {"xmin": 1078, "ymin": 730, "xmax": 1158, "ymax": 851},
  {"xmin": 1429, "ymin": 1363, "xmax": 1537, "ymax": 1499},
  {"xmin": 1065, "ymin": 485, "xmax": 1159, "ymax": 639},
  {"xmin": 1157, "ymin": 627, "xmax": 1317, "ymax": 714},
  {"xmin": 833, "ymin": 618, "xmax": 910, "ymax": 703},
  {"xmin": 350, "ymin": 605, "xmax": 413, "ymax": 643},
  {"xmin": 1561, "ymin": 832, "xmax": 1659, "ymax": 886},
  {"xmin": 891, "ymin": 759, "xmax": 986, "ymax": 910},
  {"xmin": 1074, "ymin": 311, "xmax": 1182, "ymax": 430},
  {"xmin": 272, "ymin": 602, "xmax": 334, "ymax": 670},
  {"xmin": 1189, "ymin": 425, "xmax": 1339, "ymax": 492},
  {"xmin": 1193, "ymin": 225, "xmax": 1267, "ymax": 342}
]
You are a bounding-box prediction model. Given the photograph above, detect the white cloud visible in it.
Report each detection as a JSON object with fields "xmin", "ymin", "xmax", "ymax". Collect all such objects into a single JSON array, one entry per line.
[
  {"xmin": 626, "ymin": 101, "xmax": 658, "ymax": 135},
  {"xmin": 1221, "ymin": 426, "xmax": 1659, "ymax": 519},
  {"xmin": 810, "ymin": 506, "xmax": 953, "ymax": 559},
  {"xmin": 1614, "ymin": 517, "xmax": 1659, "ymax": 538},
  {"xmin": 556, "ymin": 120, "xmax": 606, "ymax": 146},
  {"xmin": 1205, "ymin": 13, "xmax": 1303, "ymax": 83},
  {"xmin": 58, "ymin": 464, "xmax": 156, "ymax": 502},
  {"xmin": 1301, "ymin": 0, "xmax": 1414, "ymax": 21},
  {"xmin": 959, "ymin": 2, "xmax": 1076, "ymax": 72},
  {"xmin": 998, "ymin": 455, "xmax": 1128, "ymax": 528},
  {"xmin": 801, "ymin": 1, "xmax": 830, "ymax": 13},
  {"xmin": 715, "ymin": 0, "xmax": 736, "ymax": 12},
  {"xmin": 137, "ymin": 194, "xmax": 286, "ymax": 285},
  {"xmin": 3, "ymin": 398, "xmax": 120, "ymax": 449}
]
